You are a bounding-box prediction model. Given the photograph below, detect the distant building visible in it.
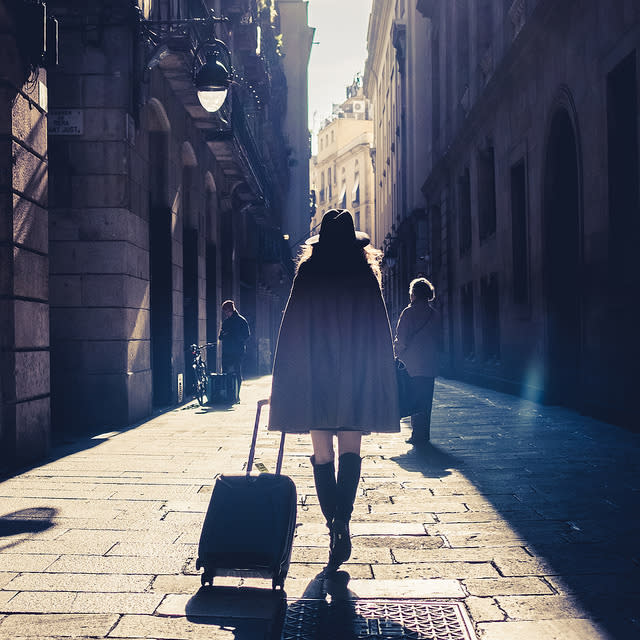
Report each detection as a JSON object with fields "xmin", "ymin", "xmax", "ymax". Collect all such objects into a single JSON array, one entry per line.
[{"xmin": 309, "ymin": 78, "xmax": 374, "ymax": 242}]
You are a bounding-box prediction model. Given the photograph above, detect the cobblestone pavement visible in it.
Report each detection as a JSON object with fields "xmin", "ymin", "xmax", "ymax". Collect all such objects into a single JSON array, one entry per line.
[{"xmin": 0, "ymin": 376, "xmax": 638, "ymax": 639}]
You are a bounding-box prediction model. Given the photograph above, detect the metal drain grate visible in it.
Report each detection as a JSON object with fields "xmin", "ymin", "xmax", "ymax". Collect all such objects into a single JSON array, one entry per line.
[{"xmin": 281, "ymin": 600, "xmax": 476, "ymax": 640}]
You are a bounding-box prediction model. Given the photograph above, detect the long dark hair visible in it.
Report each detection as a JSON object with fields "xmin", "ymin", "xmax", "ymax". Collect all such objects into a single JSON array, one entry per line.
[{"xmin": 295, "ymin": 242, "xmax": 383, "ymax": 286}]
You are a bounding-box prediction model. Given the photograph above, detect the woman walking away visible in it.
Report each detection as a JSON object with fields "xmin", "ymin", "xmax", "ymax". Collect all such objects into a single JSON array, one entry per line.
[
  {"xmin": 269, "ymin": 209, "xmax": 400, "ymax": 571},
  {"xmin": 394, "ymin": 278, "xmax": 442, "ymax": 446}
]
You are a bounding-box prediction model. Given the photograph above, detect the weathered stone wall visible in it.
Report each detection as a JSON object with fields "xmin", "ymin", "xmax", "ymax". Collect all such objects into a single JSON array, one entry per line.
[
  {"xmin": 423, "ymin": 0, "xmax": 640, "ymax": 423},
  {"xmin": 46, "ymin": 1, "xmax": 227, "ymax": 432},
  {"xmin": 0, "ymin": 1, "xmax": 51, "ymax": 466}
]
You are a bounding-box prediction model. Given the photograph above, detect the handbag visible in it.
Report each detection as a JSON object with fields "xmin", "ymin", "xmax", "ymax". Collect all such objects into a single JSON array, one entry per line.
[
  {"xmin": 395, "ymin": 309, "xmax": 433, "ymax": 418},
  {"xmin": 395, "ymin": 358, "xmax": 415, "ymax": 418}
]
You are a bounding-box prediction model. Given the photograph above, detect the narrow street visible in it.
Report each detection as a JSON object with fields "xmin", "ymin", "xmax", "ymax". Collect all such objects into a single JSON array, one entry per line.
[{"xmin": 0, "ymin": 376, "xmax": 637, "ymax": 639}]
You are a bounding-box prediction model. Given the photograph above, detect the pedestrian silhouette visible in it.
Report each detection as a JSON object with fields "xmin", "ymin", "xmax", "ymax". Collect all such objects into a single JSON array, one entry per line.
[
  {"xmin": 219, "ymin": 299, "xmax": 250, "ymax": 399},
  {"xmin": 269, "ymin": 209, "xmax": 400, "ymax": 571},
  {"xmin": 394, "ymin": 277, "xmax": 442, "ymax": 446}
]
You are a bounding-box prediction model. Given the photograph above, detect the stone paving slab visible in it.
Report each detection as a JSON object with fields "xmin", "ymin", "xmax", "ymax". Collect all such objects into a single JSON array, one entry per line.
[
  {"xmin": 372, "ymin": 561, "xmax": 500, "ymax": 580},
  {"xmin": 347, "ymin": 578, "xmax": 465, "ymax": 599},
  {"xmin": 44, "ymin": 555, "xmax": 186, "ymax": 575},
  {"xmin": 463, "ymin": 577, "xmax": 555, "ymax": 596},
  {"xmin": 495, "ymin": 594, "xmax": 590, "ymax": 620},
  {"xmin": 4, "ymin": 573, "xmax": 153, "ymax": 593},
  {"xmin": 0, "ymin": 613, "xmax": 119, "ymax": 638},
  {"xmin": 108, "ymin": 613, "xmax": 241, "ymax": 639},
  {"xmin": 0, "ymin": 576, "xmax": 16, "ymax": 591},
  {"xmin": 476, "ymin": 618, "xmax": 611, "ymax": 640},
  {"xmin": 0, "ymin": 554, "xmax": 59, "ymax": 572}
]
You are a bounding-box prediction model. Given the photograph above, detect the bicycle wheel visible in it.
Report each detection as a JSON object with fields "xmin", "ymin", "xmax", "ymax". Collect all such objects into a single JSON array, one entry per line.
[{"xmin": 195, "ymin": 365, "xmax": 207, "ymax": 406}]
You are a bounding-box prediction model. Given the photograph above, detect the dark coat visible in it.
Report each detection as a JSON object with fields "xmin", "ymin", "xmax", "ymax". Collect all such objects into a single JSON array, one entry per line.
[
  {"xmin": 394, "ymin": 302, "xmax": 442, "ymax": 377},
  {"xmin": 268, "ymin": 257, "xmax": 400, "ymax": 433},
  {"xmin": 219, "ymin": 311, "xmax": 250, "ymax": 361}
]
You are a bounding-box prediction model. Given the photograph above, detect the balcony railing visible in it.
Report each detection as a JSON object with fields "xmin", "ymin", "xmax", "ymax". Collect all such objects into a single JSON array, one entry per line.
[{"xmin": 231, "ymin": 91, "xmax": 276, "ymax": 207}]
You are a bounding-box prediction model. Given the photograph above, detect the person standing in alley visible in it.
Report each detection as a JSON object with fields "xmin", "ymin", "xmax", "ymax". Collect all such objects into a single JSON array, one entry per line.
[
  {"xmin": 269, "ymin": 209, "xmax": 400, "ymax": 572},
  {"xmin": 219, "ymin": 300, "xmax": 250, "ymax": 397},
  {"xmin": 394, "ymin": 277, "xmax": 442, "ymax": 446}
]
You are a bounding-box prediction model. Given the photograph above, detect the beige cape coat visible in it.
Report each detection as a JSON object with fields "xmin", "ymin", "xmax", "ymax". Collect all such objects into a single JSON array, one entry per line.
[{"xmin": 268, "ymin": 259, "xmax": 400, "ymax": 433}]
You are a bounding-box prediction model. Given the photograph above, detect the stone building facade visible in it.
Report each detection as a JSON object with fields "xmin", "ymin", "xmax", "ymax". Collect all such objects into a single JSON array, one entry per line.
[
  {"xmin": 276, "ymin": 0, "xmax": 314, "ymax": 253},
  {"xmin": 0, "ymin": 1, "xmax": 53, "ymax": 466},
  {"xmin": 364, "ymin": 0, "xmax": 430, "ymax": 324},
  {"xmin": 1, "ymin": 0, "xmax": 308, "ymax": 468},
  {"xmin": 367, "ymin": 0, "xmax": 639, "ymax": 426},
  {"xmin": 309, "ymin": 79, "xmax": 374, "ymax": 241}
]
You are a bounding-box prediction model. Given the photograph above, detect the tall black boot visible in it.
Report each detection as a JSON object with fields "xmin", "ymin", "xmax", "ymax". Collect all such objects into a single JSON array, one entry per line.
[
  {"xmin": 329, "ymin": 452, "xmax": 362, "ymax": 569},
  {"xmin": 310, "ymin": 455, "xmax": 336, "ymax": 529}
]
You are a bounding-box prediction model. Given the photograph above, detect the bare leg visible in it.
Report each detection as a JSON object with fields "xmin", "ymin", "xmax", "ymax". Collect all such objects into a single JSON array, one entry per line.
[
  {"xmin": 337, "ymin": 431, "xmax": 362, "ymax": 457},
  {"xmin": 310, "ymin": 430, "xmax": 335, "ymax": 464}
]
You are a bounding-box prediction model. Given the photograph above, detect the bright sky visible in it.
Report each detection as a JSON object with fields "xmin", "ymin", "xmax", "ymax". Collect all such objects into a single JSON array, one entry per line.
[{"xmin": 307, "ymin": 0, "xmax": 373, "ymax": 148}]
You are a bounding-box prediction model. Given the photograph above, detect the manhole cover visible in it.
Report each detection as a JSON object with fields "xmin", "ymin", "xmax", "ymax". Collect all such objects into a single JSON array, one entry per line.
[{"xmin": 281, "ymin": 600, "xmax": 476, "ymax": 640}]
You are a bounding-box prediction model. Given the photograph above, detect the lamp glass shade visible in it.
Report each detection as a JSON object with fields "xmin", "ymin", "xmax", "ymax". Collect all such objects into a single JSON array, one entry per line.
[
  {"xmin": 194, "ymin": 53, "xmax": 231, "ymax": 112},
  {"xmin": 197, "ymin": 88, "xmax": 228, "ymax": 113}
]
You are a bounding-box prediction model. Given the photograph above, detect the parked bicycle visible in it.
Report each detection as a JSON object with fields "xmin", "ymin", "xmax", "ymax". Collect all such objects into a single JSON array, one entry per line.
[{"xmin": 190, "ymin": 343, "xmax": 215, "ymax": 406}]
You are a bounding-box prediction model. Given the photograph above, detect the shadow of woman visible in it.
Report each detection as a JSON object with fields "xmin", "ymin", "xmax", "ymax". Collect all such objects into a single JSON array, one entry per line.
[{"xmin": 289, "ymin": 570, "xmax": 441, "ymax": 640}]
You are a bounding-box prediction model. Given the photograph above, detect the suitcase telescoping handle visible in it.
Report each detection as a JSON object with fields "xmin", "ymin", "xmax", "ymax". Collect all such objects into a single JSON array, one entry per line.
[{"xmin": 246, "ymin": 398, "xmax": 285, "ymax": 476}]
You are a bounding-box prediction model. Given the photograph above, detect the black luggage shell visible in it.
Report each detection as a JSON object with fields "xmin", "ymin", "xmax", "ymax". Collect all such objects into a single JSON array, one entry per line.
[
  {"xmin": 207, "ymin": 372, "xmax": 238, "ymax": 404},
  {"xmin": 196, "ymin": 399, "xmax": 296, "ymax": 589}
]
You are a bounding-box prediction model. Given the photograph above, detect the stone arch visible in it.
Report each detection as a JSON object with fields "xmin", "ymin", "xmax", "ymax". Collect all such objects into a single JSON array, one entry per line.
[
  {"xmin": 204, "ymin": 171, "xmax": 218, "ymax": 244},
  {"xmin": 144, "ymin": 97, "xmax": 173, "ymax": 407},
  {"xmin": 203, "ymin": 171, "xmax": 220, "ymax": 357},
  {"xmin": 181, "ymin": 141, "xmax": 198, "ymax": 168},
  {"xmin": 145, "ymin": 97, "xmax": 171, "ymax": 133},
  {"xmin": 181, "ymin": 142, "xmax": 199, "ymax": 230},
  {"xmin": 541, "ymin": 86, "xmax": 584, "ymax": 404},
  {"xmin": 180, "ymin": 141, "xmax": 200, "ymax": 365}
]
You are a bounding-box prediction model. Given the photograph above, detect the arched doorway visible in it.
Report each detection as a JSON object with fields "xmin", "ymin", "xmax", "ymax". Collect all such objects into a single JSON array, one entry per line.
[
  {"xmin": 204, "ymin": 172, "xmax": 220, "ymax": 370},
  {"xmin": 146, "ymin": 99, "xmax": 173, "ymax": 407},
  {"xmin": 181, "ymin": 142, "xmax": 199, "ymax": 393},
  {"xmin": 542, "ymin": 106, "xmax": 582, "ymax": 405}
]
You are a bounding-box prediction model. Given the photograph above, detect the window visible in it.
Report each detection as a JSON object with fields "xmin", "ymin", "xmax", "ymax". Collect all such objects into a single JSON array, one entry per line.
[
  {"xmin": 481, "ymin": 273, "xmax": 500, "ymax": 361},
  {"xmin": 352, "ymin": 174, "xmax": 360, "ymax": 205},
  {"xmin": 339, "ymin": 182, "xmax": 347, "ymax": 208},
  {"xmin": 461, "ymin": 282, "xmax": 475, "ymax": 359},
  {"xmin": 510, "ymin": 160, "xmax": 528, "ymax": 303},
  {"xmin": 478, "ymin": 144, "xmax": 497, "ymax": 241},
  {"xmin": 607, "ymin": 50, "xmax": 639, "ymax": 279},
  {"xmin": 458, "ymin": 167, "xmax": 472, "ymax": 255},
  {"xmin": 328, "ymin": 168, "xmax": 332, "ymax": 199}
]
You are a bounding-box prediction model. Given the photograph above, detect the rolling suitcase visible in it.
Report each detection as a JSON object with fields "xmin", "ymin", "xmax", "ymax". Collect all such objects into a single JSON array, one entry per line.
[
  {"xmin": 196, "ymin": 398, "xmax": 296, "ymax": 590},
  {"xmin": 207, "ymin": 372, "xmax": 239, "ymax": 404}
]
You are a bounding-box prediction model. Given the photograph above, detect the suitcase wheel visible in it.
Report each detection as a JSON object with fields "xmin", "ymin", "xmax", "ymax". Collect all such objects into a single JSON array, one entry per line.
[{"xmin": 201, "ymin": 570, "xmax": 214, "ymax": 587}]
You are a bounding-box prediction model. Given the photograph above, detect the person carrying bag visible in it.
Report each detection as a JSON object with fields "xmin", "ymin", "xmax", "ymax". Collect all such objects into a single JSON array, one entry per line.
[{"xmin": 394, "ymin": 277, "xmax": 442, "ymax": 446}]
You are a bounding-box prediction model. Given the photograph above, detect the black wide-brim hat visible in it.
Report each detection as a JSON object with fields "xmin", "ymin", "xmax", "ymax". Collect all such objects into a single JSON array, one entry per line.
[{"xmin": 305, "ymin": 209, "xmax": 370, "ymax": 247}]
